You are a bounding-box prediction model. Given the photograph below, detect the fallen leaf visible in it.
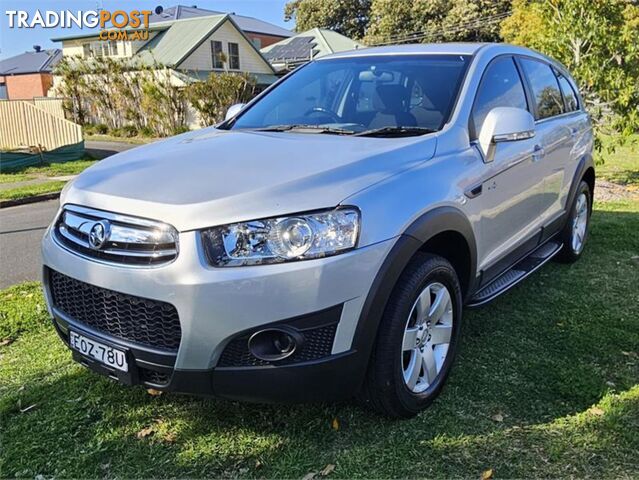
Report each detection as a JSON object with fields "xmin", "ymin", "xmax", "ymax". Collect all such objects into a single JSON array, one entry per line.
[
  {"xmin": 162, "ymin": 431, "xmax": 177, "ymax": 443},
  {"xmin": 331, "ymin": 417, "xmax": 340, "ymax": 431},
  {"xmin": 146, "ymin": 389, "xmax": 163, "ymax": 396},
  {"xmin": 0, "ymin": 338, "xmax": 12, "ymax": 347},
  {"xmin": 254, "ymin": 459, "xmax": 263, "ymax": 469},
  {"xmin": 320, "ymin": 464, "xmax": 336, "ymax": 476},
  {"xmin": 606, "ymin": 381, "xmax": 616, "ymax": 387},
  {"xmin": 491, "ymin": 413, "xmax": 504, "ymax": 422},
  {"xmin": 481, "ymin": 468, "xmax": 494, "ymax": 480},
  {"xmin": 302, "ymin": 472, "xmax": 317, "ymax": 480},
  {"xmin": 588, "ymin": 407, "xmax": 605, "ymax": 417},
  {"xmin": 137, "ymin": 426, "xmax": 155, "ymax": 439}
]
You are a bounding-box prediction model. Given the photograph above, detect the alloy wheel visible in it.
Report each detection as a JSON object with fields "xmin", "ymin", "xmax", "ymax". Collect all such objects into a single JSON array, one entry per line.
[
  {"xmin": 401, "ymin": 282, "xmax": 453, "ymax": 393},
  {"xmin": 572, "ymin": 192, "xmax": 588, "ymax": 254}
]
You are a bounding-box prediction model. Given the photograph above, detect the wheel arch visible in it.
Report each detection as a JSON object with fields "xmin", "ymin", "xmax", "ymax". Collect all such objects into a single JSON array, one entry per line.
[{"xmin": 351, "ymin": 206, "xmax": 477, "ymax": 388}]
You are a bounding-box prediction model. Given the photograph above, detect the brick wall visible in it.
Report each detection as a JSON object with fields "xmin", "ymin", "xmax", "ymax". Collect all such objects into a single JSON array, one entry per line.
[
  {"xmin": 245, "ymin": 33, "xmax": 289, "ymax": 49},
  {"xmin": 3, "ymin": 73, "xmax": 53, "ymax": 100}
]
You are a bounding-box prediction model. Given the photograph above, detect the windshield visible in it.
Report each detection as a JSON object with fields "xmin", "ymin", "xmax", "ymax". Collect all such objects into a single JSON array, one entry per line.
[{"xmin": 229, "ymin": 54, "xmax": 470, "ymax": 136}]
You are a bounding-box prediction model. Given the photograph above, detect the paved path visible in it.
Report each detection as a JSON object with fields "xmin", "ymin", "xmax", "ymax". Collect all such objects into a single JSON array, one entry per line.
[{"xmin": 0, "ymin": 200, "xmax": 59, "ymax": 288}]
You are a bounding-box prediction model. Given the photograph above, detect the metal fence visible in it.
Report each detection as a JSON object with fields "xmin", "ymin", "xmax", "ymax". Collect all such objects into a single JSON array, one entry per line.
[
  {"xmin": 33, "ymin": 97, "xmax": 67, "ymax": 119},
  {"xmin": 0, "ymin": 99, "xmax": 82, "ymax": 151}
]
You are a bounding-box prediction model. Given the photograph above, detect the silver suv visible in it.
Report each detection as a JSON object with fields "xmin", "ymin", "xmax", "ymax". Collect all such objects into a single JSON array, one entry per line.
[{"xmin": 42, "ymin": 43, "xmax": 594, "ymax": 417}]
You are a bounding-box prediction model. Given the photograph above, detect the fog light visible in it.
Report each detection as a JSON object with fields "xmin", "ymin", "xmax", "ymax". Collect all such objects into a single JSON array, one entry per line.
[{"xmin": 248, "ymin": 327, "xmax": 305, "ymax": 362}]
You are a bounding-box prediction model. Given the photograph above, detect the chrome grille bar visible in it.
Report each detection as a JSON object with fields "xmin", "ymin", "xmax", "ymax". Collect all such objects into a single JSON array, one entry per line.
[{"xmin": 53, "ymin": 204, "xmax": 179, "ymax": 267}]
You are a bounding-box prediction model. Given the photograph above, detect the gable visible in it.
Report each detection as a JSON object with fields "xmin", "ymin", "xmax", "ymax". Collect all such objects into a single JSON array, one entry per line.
[{"xmin": 178, "ymin": 18, "xmax": 273, "ymax": 74}]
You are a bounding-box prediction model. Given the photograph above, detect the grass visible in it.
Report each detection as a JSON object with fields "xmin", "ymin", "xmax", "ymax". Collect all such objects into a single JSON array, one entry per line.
[
  {"xmin": 599, "ymin": 134, "xmax": 639, "ymax": 187},
  {"xmin": 0, "ymin": 158, "xmax": 97, "ymax": 183},
  {"xmin": 85, "ymin": 134, "xmax": 158, "ymax": 145},
  {"xmin": 1, "ymin": 199, "xmax": 637, "ymax": 478},
  {"xmin": 0, "ymin": 181, "xmax": 68, "ymax": 201},
  {"xmin": 0, "ymin": 158, "xmax": 97, "ymax": 202}
]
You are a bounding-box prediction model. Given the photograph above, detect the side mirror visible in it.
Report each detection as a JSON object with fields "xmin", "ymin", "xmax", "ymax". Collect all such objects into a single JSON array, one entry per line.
[
  {"xmin": 478, "ymin": 107, "xmax": 535, "ymax": 162},
  {"xmin": 225, "ymin": 103, "xmax": 246, "ymax": 121}
]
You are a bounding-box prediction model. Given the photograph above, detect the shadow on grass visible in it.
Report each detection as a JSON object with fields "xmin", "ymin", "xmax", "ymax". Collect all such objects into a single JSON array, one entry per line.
[{"xmin": 2, "ymin": 208, "xmax": 638, "ymax": 478}]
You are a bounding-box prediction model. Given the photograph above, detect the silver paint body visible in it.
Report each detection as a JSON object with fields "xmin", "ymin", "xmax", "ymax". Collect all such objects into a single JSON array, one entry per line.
[{"xmin": 42, "ymin": 43, "xmax": 593, "ymax": 370}]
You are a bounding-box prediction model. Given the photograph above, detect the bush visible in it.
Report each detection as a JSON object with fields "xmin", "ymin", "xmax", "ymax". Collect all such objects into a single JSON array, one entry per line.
[
  {"xmin": 138, "ymin": 126, "xmax": 155, "ymax": 137},
  {"xmin": 109, "ymin": 125, "xmax": 138, "ymax": 138},
  {"xmin": 186, "ymin": 72, "xmax": 257, "ymax": 126},
  {"xmin": 94, "ymin": 123, "xmax": 109, "ymax": 134}
]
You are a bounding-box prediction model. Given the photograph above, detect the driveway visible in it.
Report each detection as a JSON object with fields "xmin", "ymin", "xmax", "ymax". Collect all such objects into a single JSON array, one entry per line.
[{"xmin": 0, "ymin": 200, "xmax": 59, "ymax": 288}]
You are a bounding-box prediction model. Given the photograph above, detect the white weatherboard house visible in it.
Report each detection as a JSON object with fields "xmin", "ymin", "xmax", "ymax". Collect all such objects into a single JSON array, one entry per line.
[{"xmin": 52, "ymin": 13, "xmax": 280, "ymax": 87}]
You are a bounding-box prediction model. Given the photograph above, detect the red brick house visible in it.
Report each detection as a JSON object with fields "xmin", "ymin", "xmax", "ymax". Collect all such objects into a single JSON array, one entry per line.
[{"xmin": 0, "ymin": 48, "xmax": 62, "ymax": 100}]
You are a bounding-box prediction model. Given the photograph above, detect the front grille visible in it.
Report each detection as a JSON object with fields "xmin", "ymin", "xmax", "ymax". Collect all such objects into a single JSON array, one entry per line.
[
  {"xmin": 49, "ymin": 270, "xmax": 182, "ymax": 351},
  {"xmin": 218, "ymin": 323, "xmax": 338, "ymax": 367},
  {"xmin": 53, "ymin": 205, "xmax": 178, "ymax": 267}
]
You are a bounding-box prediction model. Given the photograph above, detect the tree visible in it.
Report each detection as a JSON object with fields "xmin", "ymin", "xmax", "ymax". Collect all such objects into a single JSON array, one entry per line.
[
  {"xmin": 364, "ymin": 0, "xmax": 510, "ymax": 45},
  {"xmin": 501, "ymin": 0, "xmax": 639, "ymax": 152},
  {"xmin": 284, "ymin": 0, "xmax": 372, "ymax": 38}
]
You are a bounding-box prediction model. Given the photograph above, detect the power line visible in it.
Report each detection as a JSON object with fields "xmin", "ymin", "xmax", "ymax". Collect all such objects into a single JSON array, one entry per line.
[{"xmin": 368, "ymin": 11, "xmax": 511, "ymax": 46}]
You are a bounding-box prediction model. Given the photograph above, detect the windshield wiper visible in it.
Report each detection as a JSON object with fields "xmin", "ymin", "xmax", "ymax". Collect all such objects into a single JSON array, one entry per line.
[
  {"xmin": 354, "ymin": 126, "xmax": 436, "ymax": 138},
  {"xmin": 255, "ymin": 124, "xmax": 356, "ymax": 135}
]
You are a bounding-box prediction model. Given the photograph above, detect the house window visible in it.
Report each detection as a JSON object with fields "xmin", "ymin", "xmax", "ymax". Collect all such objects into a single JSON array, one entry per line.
[
  {"xmin": 228, "ymin": 42, "xmax": 240, "ymax": 70},
  {"xmin": 83, "ymin": 40, "xmax": 118, "ymax": 58},
  {"xmin": 211, "ymin": 41, "xmax": 224, "ymax": 69}
]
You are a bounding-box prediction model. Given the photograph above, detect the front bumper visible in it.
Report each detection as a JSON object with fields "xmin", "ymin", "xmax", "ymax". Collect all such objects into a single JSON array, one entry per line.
[{"xmin": 42, "ymin": 225, "xmax": 394, "ymax": 402}]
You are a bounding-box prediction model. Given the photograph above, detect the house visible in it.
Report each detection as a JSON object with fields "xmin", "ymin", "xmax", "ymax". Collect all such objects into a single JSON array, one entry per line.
[
  {"xmin": 147, "ymin": 5, "xmax": 292, "ymax": 49},
  {"xmin": 261, "ymin": 28, "xmax": 366, "ymax": 72},
  {"xmin": 51, "ymin": 14, "xmax": 278, "ymax": 86},
  {"xmin": 0, "ymin": 48, "xmax": 62, "ymax": 100}
]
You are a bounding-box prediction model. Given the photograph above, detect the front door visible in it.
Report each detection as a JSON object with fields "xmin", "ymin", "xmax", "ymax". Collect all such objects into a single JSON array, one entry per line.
[{"xmin": 470, "ymin": 56, "xmax": 546, "ymax": 272}]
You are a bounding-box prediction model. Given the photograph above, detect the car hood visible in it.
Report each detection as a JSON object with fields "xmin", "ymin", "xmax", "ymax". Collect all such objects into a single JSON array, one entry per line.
[{"xmin": 65, "ymin": 128, "xmax": 437, "ymax": 231}]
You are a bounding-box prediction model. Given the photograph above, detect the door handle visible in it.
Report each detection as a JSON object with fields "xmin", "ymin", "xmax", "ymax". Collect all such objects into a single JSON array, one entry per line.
[
  {"xmin": 464, "ymin": 184, "xmax": 483, "ymax": 198},
  {"xmin": 532, "ymin": 145, "xmax": 545, "ymax": 162},
  {"xmin": 570, "ymin": 127, "xmax": 579, "ymax": 138}
]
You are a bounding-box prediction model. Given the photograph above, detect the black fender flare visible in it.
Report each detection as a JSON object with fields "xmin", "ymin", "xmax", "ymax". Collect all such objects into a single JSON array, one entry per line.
[
  {"xmin": 349, "ymin": 206, "xmax": 478, "ymax": 388},
  {"xmin": 567, "ymin": 153, "xmax": 595, "ymax": 211}
]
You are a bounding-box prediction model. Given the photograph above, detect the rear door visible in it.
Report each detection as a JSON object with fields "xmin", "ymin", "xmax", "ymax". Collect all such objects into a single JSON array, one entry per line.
[
  {"xmin": 470, "ymin": 56, "xmax": 545, "ymax": 273},
  {"xmin": 517, "ymin": 58, "xmax": 573, "ymax": 226}
]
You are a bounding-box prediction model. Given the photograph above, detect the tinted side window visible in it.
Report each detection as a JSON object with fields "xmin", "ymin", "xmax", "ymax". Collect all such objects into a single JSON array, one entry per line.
[
  {"xmin": 472, "ymin": 57, "xmax": 528, "ymax": 138},
  {"xmin": 520, "ymin": 59, "xmax": 565, "ymax": 119},
  {"xmin": 556, "ymin": 73, "xmax": 579, "ymax": 112}
]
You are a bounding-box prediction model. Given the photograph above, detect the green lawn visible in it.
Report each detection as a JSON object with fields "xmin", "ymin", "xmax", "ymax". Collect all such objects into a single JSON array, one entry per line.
[
  {"xmin": 0, "ymin": 158, "xmax": 97, "ymax": 183},
  {"xmin": 1, "ymin": 200, "xmax": 637, "ymax": 478},
  {"xmin": 0, "ymin": 158, "xmax": 97, "ymax": 202},
  {"xmin": 599, "ymin": 134, "xmax": 639, "ymax": 187},
  {"xmin": 0, "ymin": 181, "xmax": 68, "ymax": 201}
]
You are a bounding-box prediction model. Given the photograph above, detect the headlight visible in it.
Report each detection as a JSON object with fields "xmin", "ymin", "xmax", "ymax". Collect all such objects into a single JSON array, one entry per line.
[{"xmin": 201, "ymin": 208, "xmax": 360, "ymax": 266}]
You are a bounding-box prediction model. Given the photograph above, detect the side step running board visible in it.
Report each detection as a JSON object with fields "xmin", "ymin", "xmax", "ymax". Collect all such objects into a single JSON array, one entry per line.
[{"xmin": 468, "ymin": 240, "xmax": 562, "ymax": 307}]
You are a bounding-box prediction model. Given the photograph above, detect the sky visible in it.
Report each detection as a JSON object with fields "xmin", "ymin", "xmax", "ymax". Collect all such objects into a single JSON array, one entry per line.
[{"xmin": 0, "ymin": 0, "xmax": 291, "ymax": 59}]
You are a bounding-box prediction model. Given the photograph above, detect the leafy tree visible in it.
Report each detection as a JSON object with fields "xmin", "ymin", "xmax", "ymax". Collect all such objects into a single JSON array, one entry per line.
[
  {"xmin": 502, "ymin": 0, "xmax": 639, "ymax": 152},
  {"xmin": 364, "ymin": 0, "xmax": 510, "ymax": 44},
  {"xmin": 284, "ymin": 0, "xmax": 372, "ymax": 38}
]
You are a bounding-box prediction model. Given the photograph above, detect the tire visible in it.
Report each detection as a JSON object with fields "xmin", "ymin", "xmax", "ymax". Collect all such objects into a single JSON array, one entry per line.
[
  {"xmin": 361, "ymin": 253, "xmax": 463, "ymax": 418},
  {"xmin": 556, "ymin": 180, "xmax": 591, "ymax": 263}
]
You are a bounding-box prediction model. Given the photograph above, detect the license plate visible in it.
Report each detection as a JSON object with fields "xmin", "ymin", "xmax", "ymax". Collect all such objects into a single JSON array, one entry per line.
[{"xmin": 69, "ymin": 331, "xmax": 128, "ymax": 372}]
